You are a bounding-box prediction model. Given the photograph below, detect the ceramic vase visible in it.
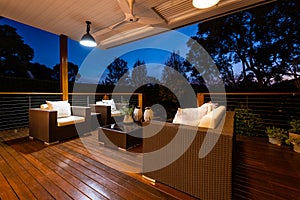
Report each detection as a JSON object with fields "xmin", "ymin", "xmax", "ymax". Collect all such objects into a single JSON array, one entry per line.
[
  {"xmin": 133, "ymin": 106, "xmax": 143, "ymax": 122},
  {"xmin": 144, "ymin": 107, "xmax": 153, "ymax": 122}
]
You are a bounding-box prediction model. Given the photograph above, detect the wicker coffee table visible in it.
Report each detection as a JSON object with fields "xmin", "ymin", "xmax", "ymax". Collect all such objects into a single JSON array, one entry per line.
[{"xmin": 98, "ymin": 122, "xmax": 142, "ymax": 150}]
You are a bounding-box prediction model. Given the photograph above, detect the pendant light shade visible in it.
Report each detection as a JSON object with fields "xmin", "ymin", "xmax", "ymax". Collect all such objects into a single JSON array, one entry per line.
[
  {"xmin": 192, "ymin": 0, "xmax": 220, "ymax": 9},
  {"xmin": 80, "ymin": 21, "xmax": 97, "ymax": 47}
]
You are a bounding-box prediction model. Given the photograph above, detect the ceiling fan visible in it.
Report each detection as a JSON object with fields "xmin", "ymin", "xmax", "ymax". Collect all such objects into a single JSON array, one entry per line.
[
  {"xmin": 110, "ymin": 0, "xmax": 165, "ymax": 29},
  {"xmin": 94, "ymin": 0, "xmax": 164, "ymax": 36}
]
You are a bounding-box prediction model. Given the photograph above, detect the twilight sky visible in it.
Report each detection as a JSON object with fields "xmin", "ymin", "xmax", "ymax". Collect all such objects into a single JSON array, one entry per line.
[{"xmin": 0, "ymin": 17, "xmax": 198, "ymax": 71}]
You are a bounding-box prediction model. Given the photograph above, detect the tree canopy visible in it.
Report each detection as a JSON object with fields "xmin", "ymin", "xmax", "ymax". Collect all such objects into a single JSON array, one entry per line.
[
  {"xmin": 0, "ymin": 24, "xmax": 34, "ymax": 77},
  {"xmin": 104, "ymin": 57, "xmax": 129, "ymax": 85},
  {"xmin": 187, "ymin": 0, "xmax": 300, "ymax": 89}
]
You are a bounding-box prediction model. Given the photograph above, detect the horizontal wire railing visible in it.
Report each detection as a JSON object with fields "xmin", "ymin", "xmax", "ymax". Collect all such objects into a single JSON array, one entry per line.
[
  {"xmin": 198, "ymin": 92, "xmax": 300, "ymax": 136},
  {"xmin": 0, "ymin": 92, "xmax": 142, "ymax": 131},
  {"xmin": 1, "ymin": 92, "xmax": 299, "ymax": 135}
]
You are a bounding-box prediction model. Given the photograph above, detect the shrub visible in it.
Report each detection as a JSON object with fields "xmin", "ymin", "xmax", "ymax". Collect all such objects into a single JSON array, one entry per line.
[{"xmin": 235, "ymin": 107, "xmax": 264, "ymax": 137}]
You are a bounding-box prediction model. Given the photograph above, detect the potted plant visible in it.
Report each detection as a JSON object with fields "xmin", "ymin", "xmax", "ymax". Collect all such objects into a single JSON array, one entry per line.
[
  {"xmin": 266, "ymin": 126, "xmax": 287, "ymax": 146},
  {"xmin": 286, "ymin": 137, "xmax": 300, "ymax": 153},
  {"xmin": 288, "ymin": 119, "xmax": 300, "ymax": 139},
  {"xmin": 120, "ymin": 104, "xmax": 134, "ymax": 123}
]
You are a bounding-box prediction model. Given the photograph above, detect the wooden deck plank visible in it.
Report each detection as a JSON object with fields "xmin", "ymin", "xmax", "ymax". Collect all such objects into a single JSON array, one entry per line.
[
  {"xmin": 42, "ymin": 146, "xmax": 139, "ymax": 200},
  {"xmin": 0, "ymin": 143, "xmax": 54, "ymax": 200},
  {"xmin": 49, "ymin": 145, "xmax": 154, "ymax": 200},
  {"xmin": 0, "ymin": 139, "xmax": 73, "ymax": 200},
  {"xmin": 42, "ymin": 152, "xmax": 123, "ymax": 200},
  {"xmin": 0, "ymin": 158, "xmax": 19, "ymax": 200},
  {"xmin": 58, "ymin": 137, "xmax": 185, "ymax": 199},
  {"xmin": 23, "ymin": 153, "xmax": 92, "ymax": 200},
  {"xmin": 31, "ymin": 148, "xmax": 109, "ymax": 200},
  {"xmin": 1, "ymin": 129, "xmax": 300, "ymax": 200},
  {"xmin": 55, "ymin": 142, "xmax": 173, "ymax": 200},
  {"xmin": 0, "ymin": 153, "xmax": 36, "ymax": 199},
  {"xmin": 74, "ymin": 133, "xmax": 143, "ymax": 172}
]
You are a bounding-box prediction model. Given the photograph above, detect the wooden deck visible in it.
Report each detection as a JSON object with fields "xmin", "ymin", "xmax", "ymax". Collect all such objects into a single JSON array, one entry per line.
[{"xmin": 0, "ymin": 129, "xmax": 300, "ymax": 199}]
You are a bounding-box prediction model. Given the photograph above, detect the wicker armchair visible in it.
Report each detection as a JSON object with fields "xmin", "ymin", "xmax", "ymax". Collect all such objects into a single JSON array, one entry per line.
[{"xmin": 29, "ymin": 106, "xmax": 91, "ymax": 145}]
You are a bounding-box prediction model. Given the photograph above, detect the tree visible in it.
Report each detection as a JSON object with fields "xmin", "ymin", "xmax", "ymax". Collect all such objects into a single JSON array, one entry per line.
[
  {"xmin": 0, "ymin": 25, "xmax": 34, "ymax": 77},
  {"xmin": 131, "ymin": 59, "xmax": 147, "ymax": 87},
  {"xmin": 52, "ymin": 62, "xmax": 80, "ymax": 82},
  {"xmin": 28, "ymin": 62, "xmax": 53, "ymax": 80},
  {"xmin": 187, "ymin": 0, "xmax": 300, "ymax": 89},
  {"xmin": 160, "ymin": 51, "xmax": 194, "ymax": 109},
  {"xmin": 104, "ymin": 57, "xmax": 129, "ymax": 85}
]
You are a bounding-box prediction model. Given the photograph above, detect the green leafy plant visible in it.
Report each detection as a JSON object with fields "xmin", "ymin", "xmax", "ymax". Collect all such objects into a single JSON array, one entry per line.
[
  {"xmin": 286, "ymin": 137, "xmax": 300, "ymax": 145},
  {"xmin": 266, "ymin": 126, "xmax": 288, "ymax": 141},
  {"xmin": 289, "ymin": 119, "xmax": 300, "ymax": 134},
  {"xmin": 120, "ymin": 104, "xmax": 134, "ymax": 116},
  {"xmin": 235, "ymin": 107, "xmax": 264, "ymax": 137}
]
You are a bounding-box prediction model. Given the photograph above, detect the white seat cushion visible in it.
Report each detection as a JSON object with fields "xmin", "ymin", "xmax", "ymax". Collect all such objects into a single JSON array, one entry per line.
[
  {"xmin": 198, "ymin": 106, "xmax": 226, "ymax": 129},
  {"xmin": 111, "ymin": 110, "xmax": 121, "ymax": 117},
  {"xmin": 57, "ymin": 116, "xmax": 85, "ymax": 127},
  {"xmin": 46, "ymin": 100, "xmax": 71, "ymax": 118}
]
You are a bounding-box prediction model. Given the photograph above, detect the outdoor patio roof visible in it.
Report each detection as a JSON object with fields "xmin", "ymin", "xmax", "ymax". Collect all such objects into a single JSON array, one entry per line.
[{"xmin": 1, "ymin": 0, "xmax": 274, "ymax": 49}]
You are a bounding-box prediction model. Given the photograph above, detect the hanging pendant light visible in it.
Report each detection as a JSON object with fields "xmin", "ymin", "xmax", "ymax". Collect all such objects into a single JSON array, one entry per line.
[
  {"xmin": 192, "ymin": 0, "xmax": 220, "ymax": 9},
  {"xmin": 80, "ymin": 21, "xmax": 97, "ymax": 47}
]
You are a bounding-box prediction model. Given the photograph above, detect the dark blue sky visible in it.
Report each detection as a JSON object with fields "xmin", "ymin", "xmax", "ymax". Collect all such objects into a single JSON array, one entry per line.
[{"xmin": 0, "ymin": 17, "xmax": 197, "ymax": 70}]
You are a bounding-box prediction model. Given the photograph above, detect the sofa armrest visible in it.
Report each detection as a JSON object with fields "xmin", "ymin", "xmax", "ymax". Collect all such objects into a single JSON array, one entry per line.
[
  {"xmin": 89, "ymin": 104, "xmax": 112, "ymax": 125},
  {"xmin": 71, "ymin": 106, "xmax": 90, "ymax": 118},
  {"xmin": 29, "ymin": 108, "xmax": 58, "ymax": 142}
]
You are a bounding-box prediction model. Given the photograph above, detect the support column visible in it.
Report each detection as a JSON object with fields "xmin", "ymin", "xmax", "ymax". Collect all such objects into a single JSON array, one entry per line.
[
  {"xmin": 197, "ymin": 93, "xmax": 204, "ymax": 106},
  {"xmin": 60, "ymin": 35, "xmax": 68, "ymax": 101}
]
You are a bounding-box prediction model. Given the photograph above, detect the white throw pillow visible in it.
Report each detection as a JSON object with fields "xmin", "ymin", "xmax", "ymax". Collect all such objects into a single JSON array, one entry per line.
[
  {"xmin": 198, "ymin": 106, "xmax": 226, "ymax": 128},
  {"xmin": 172, "ymin": 106, "xmax": 208, "ymax": 126},
  {"xmin": 199, "ymin": 102, "xmax": 217, "ymax": 113},
  {"xmin": 102, "ymin": 99, "xmax": 117, "ymax": 112},
  {"xmin": 46, "ymin": 100, "xmax": 71, "ymax": 118},
  {"xmin": 40, "ymin": 104, "xmax": 49, "ymax": 110},
  {"xmin": 96, "ymin": 101, "xmax": 106, "ymax": 105}
]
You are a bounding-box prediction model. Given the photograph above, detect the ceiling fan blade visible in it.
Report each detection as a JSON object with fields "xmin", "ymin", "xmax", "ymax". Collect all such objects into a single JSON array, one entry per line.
[
  {"xmin": 117, "ymin": 0, "xmax": 132, "ymax": 15},
  {"xmin": 138, "ymin": 16, "xmax": 165, "ymax": 25},
  {"xmin": 109, "ymin": 19, "xmax": 129, "ymax": 30},
  {"xmin": 93, "ymin": 27, "xmax": 112, "ymax": 37}
]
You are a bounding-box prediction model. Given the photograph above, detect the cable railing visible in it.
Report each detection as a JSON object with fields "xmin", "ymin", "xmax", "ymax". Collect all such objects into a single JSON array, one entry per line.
[
  {"xmin": 198, "ymin": 92, "xmax": 300, "ymax": 136},
  {"xmin": 1, "ymin": 92, "xmax": 299, "ymax": 134},
  {"xmin": 0, "ymin": 92, "xmax": 142, "ymax": 131}
]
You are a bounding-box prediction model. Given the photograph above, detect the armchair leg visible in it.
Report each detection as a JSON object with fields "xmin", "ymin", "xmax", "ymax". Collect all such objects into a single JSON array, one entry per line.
[{"xmin": 44, "ymin": 141, "xmax": 59, "ymax": 146}]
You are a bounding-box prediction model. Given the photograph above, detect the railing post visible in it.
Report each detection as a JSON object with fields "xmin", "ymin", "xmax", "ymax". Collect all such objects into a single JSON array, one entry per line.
[
  {"xmin": 60, "ymin": 34, "xmax": 68, "ymax": 101},
  {"xmin": 197, "ymin": 93, "xmax": 204, "ymax": 106},
  {"xmin": 28, "ymin": 95, "xmax": 31, "ymax": 108},
  {"xmin": 138, "ymin": 93, "xmax": 143, "ymax": 109}
]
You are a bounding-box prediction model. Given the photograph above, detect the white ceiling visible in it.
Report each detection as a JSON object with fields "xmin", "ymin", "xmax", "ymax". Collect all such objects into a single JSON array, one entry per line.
[{"xmin": 0, "ymin": 0, "xmax": 275, "ymax": 49}]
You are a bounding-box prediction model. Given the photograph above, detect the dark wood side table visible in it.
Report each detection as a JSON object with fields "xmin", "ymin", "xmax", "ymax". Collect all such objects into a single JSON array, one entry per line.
[{"xmin": 98, "ymin": 122, "xmax": 142, "ymax": 150}]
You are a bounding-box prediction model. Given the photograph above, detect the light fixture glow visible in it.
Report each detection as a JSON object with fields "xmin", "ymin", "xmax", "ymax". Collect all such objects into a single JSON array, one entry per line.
[
  {"xmin": 80, "ymin": 21, "xmax": 97, "ymax": 47},
  {"xmin": 192, "ymin": 0, "xmax": 220, "ymax": 9}
]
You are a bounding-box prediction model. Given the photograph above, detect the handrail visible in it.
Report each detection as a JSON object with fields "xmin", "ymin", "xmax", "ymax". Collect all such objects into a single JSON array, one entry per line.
[
  {"xmin": 0, "ymin": 92, "xmax": 143, "ymax": 131},
  {"xmin": 0, "ymin": 92, "xmax": 63, "ymax": 95},
  {"xmin": 199, "ymin": 92, "xmax": 300, "ymax": 95},
  {"xmin": 0, "ymin": 92, "xmax": 143, "ymax": 95}
]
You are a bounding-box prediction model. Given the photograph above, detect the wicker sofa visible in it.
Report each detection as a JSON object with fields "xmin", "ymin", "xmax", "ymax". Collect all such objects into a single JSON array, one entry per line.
[
  {"xmin": 142, "ymin": 111, "xmax": 235, "ymax": 200},
  {"xmin": 29, "ymin": 106, "xmax": 91, "ymax": 145}
]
